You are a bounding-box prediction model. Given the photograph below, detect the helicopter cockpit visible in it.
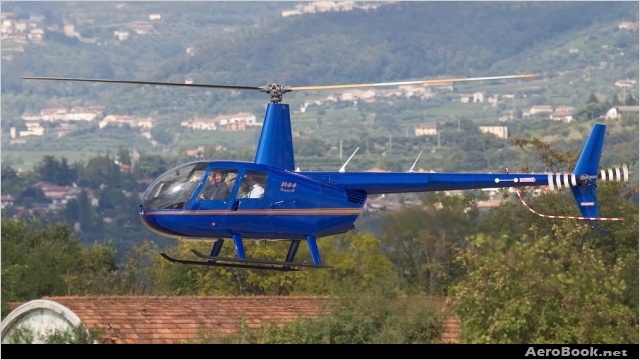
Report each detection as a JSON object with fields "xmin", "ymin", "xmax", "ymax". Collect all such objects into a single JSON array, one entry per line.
[
  {"xmin": 141, "ymin": 162, "xmax": 268, "ymax": 210},
  {"xmin": 142, "ymin": 162, "xmax": 210, "ymax": 210}
]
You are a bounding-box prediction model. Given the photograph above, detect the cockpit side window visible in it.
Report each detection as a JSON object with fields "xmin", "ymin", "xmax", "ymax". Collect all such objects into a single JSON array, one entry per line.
[
  {"xmin": 236, "ymin": 171, "xmax": 267, "ymax": 199},
  {"xmin": 142, "ymin": 162, "xmax": 208, "ymax": 210},
  {"xmin": 196, "ymin": 169, "xmax": 238, "ymax": 201}
]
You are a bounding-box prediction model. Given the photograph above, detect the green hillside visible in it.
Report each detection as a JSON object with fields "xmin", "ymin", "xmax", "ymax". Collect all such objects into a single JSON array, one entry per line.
[{"xmin": 1, "ymin": 2, "xmax": 638, "ymax": 173}]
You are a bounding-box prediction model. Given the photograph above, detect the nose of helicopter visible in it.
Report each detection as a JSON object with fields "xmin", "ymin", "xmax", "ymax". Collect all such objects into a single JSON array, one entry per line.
[
  {"xmin": 139, "ymin": 204, "xmax": 229, "ymax": 239},
  {"xmin": 139, "ymin": 205, "xmax": 184, "ymax": 238}
]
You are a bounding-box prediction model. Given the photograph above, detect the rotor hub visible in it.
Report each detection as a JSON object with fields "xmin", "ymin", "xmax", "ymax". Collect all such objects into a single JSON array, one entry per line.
[{"xmin": 259, "ymin": 84, "xmax": 292, "ymax": 103}]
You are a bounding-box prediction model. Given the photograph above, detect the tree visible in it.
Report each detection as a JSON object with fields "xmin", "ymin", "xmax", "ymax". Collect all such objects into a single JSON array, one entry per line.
[
  {"xmin": 510, "ymin": 136, "xmax": 578, "ymax": 172},
  {"xmin": 77, "ymin": 190, "xmax": 93, "ymax": 232},
  {"xmin": 116, "ymin": 146, "xmax": 132, "ymax": 166},
  {"xmin": 16, "ymin": 186, "xmax": 48, "ymax": 207},
  {"xmin": 131, "ymin": 232, "xmax": 399, "ymax": 297},
  {"xmin": 611, "ymin": 94, "xmax": 622, "ymax": 107},
  {"xmin": 585, "ymin": 92, "xmax": 599, "ymax": 104},
  {"xmin": 449, "ymin": 227, "xmax": 638, "ymax": 343},
  {"xmin": 34, "ymin": 156, "xmax": 75, "ymax": 186},
  {"xmin": 80, "ymin": 154, "xmax": 120, "ymax": 187},
  {"xmin": 194, "ymin": 293, "xmax": 444, "ymax": 344},
  {"xmin": 1, "ymin": 219, "xmax": 123, "ymax": 318},
  {"xmin": 133, "ymin": 154, "xmax": 171, "ymax": 179},
  {"xmin": 150, "ymin": 126, "xmax": 175, "ymax": 145},
  {"xmin": 64, "ymin": 199, "xmax": 80, "ymax": 225},
  {"xmin": 380, "ymin": 193, "xmax": 479, "ymax": 295},
  {"xmin": 624, "ymin": 93, "xmax": 638, "ymax": 106}
]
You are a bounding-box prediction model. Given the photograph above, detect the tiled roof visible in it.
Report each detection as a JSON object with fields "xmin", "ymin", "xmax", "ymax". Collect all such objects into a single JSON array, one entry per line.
[{"xmin": 10, "ymin": 295, "xmax": 459, "ymax": 344}]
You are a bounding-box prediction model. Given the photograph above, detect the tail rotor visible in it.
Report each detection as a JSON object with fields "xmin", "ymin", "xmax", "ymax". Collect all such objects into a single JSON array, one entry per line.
[{"xmin": 517, "ymin": 124, "xmax": 630, "ymax": 231}]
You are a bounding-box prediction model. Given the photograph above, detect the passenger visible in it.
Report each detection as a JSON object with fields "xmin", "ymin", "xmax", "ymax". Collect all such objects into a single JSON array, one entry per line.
[
  {"xmin": 237, "ymin": 181, "xmax": 250, "ymax": 199},
  {"xmin": 246, "ymin": 175, "xmax": 265, "ymax": 199},
  {"xmin": 199, "ymin": 171, "xmax": 230, "ymax": 200}
]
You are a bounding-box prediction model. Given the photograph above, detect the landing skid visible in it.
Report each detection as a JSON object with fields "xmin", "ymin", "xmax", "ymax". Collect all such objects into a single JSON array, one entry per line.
[
  {"xmin": 190, "ymin": 249, "xmax": 330, "ymax": 269},
  {"xmin": 160, "ymin": 253, "xmax": 302, "ymax": 271}
]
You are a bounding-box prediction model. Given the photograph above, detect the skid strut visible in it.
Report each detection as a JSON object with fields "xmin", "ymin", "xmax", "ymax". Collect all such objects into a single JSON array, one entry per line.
[{"xmin": 160, "ymin": 234, "xmax": 330, "ymax": 271}]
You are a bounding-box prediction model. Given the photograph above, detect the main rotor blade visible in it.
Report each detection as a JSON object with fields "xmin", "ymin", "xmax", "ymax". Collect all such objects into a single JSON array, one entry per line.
[
  {"xmin": 21, "ymin": 76, "xmax": 261, "ymax": 91},
  {"xmin": 290, "ymin": 74, "xmax": 536, "ymax": 91}
]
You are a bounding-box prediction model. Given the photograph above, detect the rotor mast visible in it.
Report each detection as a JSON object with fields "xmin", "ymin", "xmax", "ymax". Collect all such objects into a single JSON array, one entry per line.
[{"xmin": 259, "ymin": 84, "xmax": 292, "ymax": 103}]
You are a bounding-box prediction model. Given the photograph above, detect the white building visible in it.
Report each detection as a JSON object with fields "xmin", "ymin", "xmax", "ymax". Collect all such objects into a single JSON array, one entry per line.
[
  {"xmin": 99, "ymin": 115, "xmax": 155, "ymax": 129},
  {"xmin": 549, "ymin": 111, "xmax": 573, "ymax": 122},
  {"xmin": 19, "ymin": 121, "xmax": 45, "ymax": 137},
  {"xmin": 479, "ymin": 126, "xmax": 508, "ymax": 139},
  {"xmin": 605, "ymin": 106, "xmax": 639, "ymax": 120},
  {"xmin": 460, "ymin": 92, "xmax": 484, "ymax": 103},
  {"xmin": 181, "ymin": 118, "xmax": 218, "ymax": 130},
  {"xmin": 415, "ymin": 124, "xmax": 438, "ymax": 136}
]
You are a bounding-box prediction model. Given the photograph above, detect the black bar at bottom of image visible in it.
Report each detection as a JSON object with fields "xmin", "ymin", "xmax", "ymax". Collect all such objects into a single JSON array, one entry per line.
[{"xmin": 2, "ymin": 343, "xmax": 639, "ymax": 359}]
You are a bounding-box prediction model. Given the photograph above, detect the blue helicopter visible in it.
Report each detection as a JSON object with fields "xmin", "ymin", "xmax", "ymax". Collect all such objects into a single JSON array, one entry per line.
[{"xmin": 22, "ymin": 74, "xmax": 628, "ymax": 271}]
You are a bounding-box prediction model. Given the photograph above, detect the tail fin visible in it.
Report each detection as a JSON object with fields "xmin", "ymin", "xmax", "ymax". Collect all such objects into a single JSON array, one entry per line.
[
  {"xmin": 518, "ymin": 124, "xmax": 627, "ymax": 229},
  {"xmin": 570, "ymin": 124, "xmax": 606, "ymax": 219}
]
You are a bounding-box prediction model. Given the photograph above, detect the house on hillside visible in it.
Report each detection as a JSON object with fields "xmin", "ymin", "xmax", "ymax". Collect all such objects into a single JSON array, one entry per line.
[
  {"xmin": 478, "ymin": 126, "xmax": 508, "ymax": 139},
  {"xmin": 1, "ymin": 195, "xmax": 15, "ymax": 209},
  {"xmin": 415, "ymin": 124, "xmax": 438, "ymax": 136},
  {"xmin": 555, "ymin": 105, "xmax": 575, "ymax": 113},
  {"xmin": 18, "ymin": 121, "xmax": 45, "ymax": 137},
  {"xmin": 529, "ymin": 105, "xmax": 553, "ymax": 115},
  {"xmin": 34, "ymin": 182, "xmax": 98, "ymax": 210},
  {"xmin": 1, "ymin": 296, "xmax": 460, "ymax": 344},
  {"xmin": 605, "ymin": 106, "xmax": 639, "ymax": 120},
  {"xmin": 614, "ymin": 79, "xmax": 636, "ymax": 88},
  {"xmin": 186, "ymin": 146, "xmax": 205, "ymax": 159},
  {"xmin": 57, "ymin": 124, "xmax": 77, "ymax": 138},
  {"xmin": 181, "ymin": 118, "xmax": 218, "ymax": 130},
  {"xmin": 99, "ymin": 115, "xmax": 155, "ymax": 129},
  {"xmin": 549, "ymin": 111, "xmax": 573, "ymax": 122},
  {"xmin": 114, "ymin": 30, "xmax": 129, "ymax": 41},
  {"xmin": 460, "ymin": 92, "xmax": 484, "ymax": 103},
  {"xmin": 619, "ymin": 21, "xmax": 639, "ymax": 30}
]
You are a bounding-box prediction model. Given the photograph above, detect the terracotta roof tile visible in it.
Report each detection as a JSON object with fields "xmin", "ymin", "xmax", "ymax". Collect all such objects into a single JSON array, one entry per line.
[{"xmin": 8, "ymin": 295, "xmax": 459, "ymax": 344}]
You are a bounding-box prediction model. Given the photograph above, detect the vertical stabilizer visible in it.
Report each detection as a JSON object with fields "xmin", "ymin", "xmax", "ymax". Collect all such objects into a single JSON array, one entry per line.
[
  {"xmin": 571, "ymin": 124, "xmax": 606, "ymax": 219},
  {"xmin": 573, "ymin": 124, "xmax": 606, "ymax": 176},
  {"xmin": 254, "ymin": 103, "xmax": 295, "ymax": 170}
]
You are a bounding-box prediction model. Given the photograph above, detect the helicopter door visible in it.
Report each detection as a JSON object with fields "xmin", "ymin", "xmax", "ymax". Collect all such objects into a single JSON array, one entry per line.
[
  {"xmin": 191, "ymin": 169, "xmax": 238, "ymax": 217},
  {"xmin": 227, "ymin": 170, "xmax": 270, "ymax": 233}
]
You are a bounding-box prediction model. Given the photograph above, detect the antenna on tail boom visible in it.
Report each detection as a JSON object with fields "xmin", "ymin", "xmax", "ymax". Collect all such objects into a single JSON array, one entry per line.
[
  {"xmin": 339, "ymin": 147, "xmax": 359, "ymax": 173},
  {"xmin": 408, "ymin": 151, "xmax": 423, "ymax": 173}
]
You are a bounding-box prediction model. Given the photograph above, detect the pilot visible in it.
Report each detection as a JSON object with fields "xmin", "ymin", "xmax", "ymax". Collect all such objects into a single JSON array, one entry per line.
[
  {"xmin": 246, "ymin": 175, "xmax": 265, "ymax": 199},
  {"xmin": 237, "ymin": 181, "xmax": 250, "ymax": 199},
  {"xmin": 199, "ymin": 170, "xmax": 230, "ymax": 200}
]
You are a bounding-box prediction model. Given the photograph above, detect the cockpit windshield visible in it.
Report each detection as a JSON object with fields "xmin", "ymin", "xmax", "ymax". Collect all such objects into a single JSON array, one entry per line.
[{"xmin": 142, "ymin": 162, "xmax": 208, "ymax": 210}]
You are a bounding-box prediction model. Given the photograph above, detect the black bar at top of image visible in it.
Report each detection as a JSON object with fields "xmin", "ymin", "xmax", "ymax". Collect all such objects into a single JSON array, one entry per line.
[{"xmin": 1, "ymin": 344, "xmax": 638, "ymax": 359}]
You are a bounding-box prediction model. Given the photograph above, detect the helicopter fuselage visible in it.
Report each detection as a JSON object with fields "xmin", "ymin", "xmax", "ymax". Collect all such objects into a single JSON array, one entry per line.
[{"xmin": 140, "ymin": 161, "xmax": 364, "ymax": 240}]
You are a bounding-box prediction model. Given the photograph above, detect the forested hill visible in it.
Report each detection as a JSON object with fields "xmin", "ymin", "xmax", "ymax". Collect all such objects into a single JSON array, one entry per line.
[
  {"xmin": 151, "ymin": 1, "xmax": 635, "ymax": 86},
  {"xmin": 4, "ymin": 2, "xmax": 636, "ymax": 95}
]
